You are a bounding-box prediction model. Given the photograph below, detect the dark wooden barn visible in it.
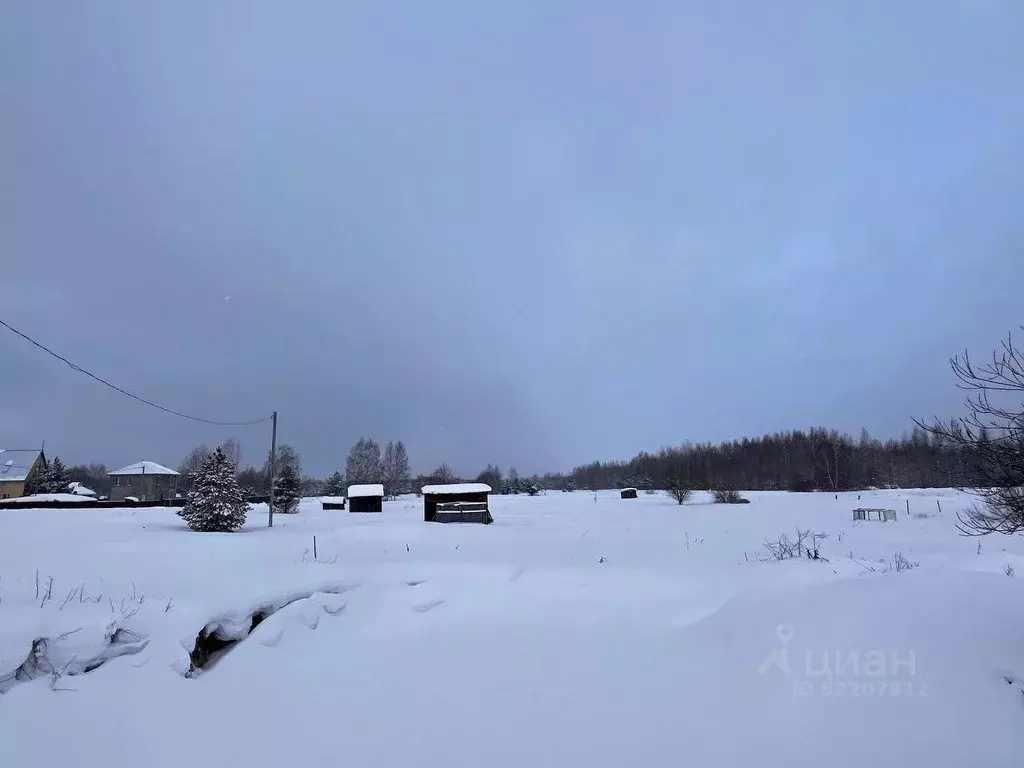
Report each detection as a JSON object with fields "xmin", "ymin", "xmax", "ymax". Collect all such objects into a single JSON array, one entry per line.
[
  {"xmin": 321, "ymin": 496, "xmax": 346, "ymax": 511},
  {"xmin": 435, "ymin": 501, "xmax": 493, "ymax": 524},
  {"xmin": 422, "ymin": 483, "xmax": 492, "ymax": 523},
  {"xmin": 620, "ymin": 487, "xmax": 638, "ymax": 499},
  {"xmin": 347, "ymin": 484, "xmax": 384, "ymax": 513}
]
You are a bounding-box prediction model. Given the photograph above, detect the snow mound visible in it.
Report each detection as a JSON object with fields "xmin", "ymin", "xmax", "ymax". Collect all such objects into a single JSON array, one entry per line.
[
  {"xmin": 1, "ymin": 489, "xmax": 1024, "ymax": 767},
  {"xmin": 4, "ymin": 494, "xmax": 92, "ymax": 504}
]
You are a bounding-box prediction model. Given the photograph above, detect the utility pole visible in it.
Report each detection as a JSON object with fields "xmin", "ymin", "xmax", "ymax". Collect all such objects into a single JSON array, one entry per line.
[{"xmin": 268, "ymin": 410, "xmax": 278, "ymax": 528}]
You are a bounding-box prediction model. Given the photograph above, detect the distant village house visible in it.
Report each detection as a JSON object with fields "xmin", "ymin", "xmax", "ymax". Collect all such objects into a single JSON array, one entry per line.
[
  {"xmin": 108, "ymin": 461, "xmax": 180, "ymax": 502},
  {"xmin": 0, "ymin": 449, "xmax": 47, "ymax": 499}
]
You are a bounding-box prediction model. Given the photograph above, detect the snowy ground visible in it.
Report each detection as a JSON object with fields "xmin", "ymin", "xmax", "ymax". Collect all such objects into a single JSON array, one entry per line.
[{"xmin": 2, "ymin": 489, "xmax": 1024, "ymax": 766}]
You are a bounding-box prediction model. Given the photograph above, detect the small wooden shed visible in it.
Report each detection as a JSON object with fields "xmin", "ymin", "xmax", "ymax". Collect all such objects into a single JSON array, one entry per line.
[
  {"xmin": 620, "ymin": 487, "xmax": 638, "ymax": 499},
  {"xmin": 321, "ymin": 496, "xmax": 347, "ymax": 511},
  {"xmin": 348, "ymin": 484, "xmax": 384, "ymax": 513},
  {"xmin": 422, "ymin": 483, "xmax": 491, "ymax": 523}
]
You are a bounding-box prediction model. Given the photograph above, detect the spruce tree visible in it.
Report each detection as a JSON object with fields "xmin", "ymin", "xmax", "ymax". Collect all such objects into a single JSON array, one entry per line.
[
  {"xmin": 322, "ymin": 471, "xmax": 345, "ymax": 496},
  {"xmin": 23, "ymin": 460, "xmax": 47, "ymax": 496},
  {"xmin": 44, "ymin": 457, "xmax": 70, "ymax": 494},
  {"xmin": 274, "ymin": 462, "xmax": 302, "ymax": 514},
  {"xmin": 178, "ymin": 448, "xmax": 248, "ymax": 532},
  {"xmin": 475, "ymin": 463, "xmax": 502, "ymax": 493}
]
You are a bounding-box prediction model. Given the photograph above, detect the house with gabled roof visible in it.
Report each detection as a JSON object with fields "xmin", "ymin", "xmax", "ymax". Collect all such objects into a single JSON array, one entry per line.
[
  {"xmin": 108, "ymin": 460, "xmax": 180, "ymax": 502},
  {"xmin": 0, "ymin": 449, "xmax": 47, "ymax": 499}
]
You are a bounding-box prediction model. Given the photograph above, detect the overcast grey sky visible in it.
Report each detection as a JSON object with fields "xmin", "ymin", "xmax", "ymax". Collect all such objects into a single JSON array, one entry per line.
[{"xmin": 2, "ymin": 1, "xmax": 1023, "ymax": 477}]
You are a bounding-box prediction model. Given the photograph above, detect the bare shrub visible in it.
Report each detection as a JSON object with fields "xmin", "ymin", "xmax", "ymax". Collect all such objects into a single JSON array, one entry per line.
[
  {"xmin": 665, "ymin": 478, "xmax": 693, "ymax": 505},
  {"xmin": 1005, "ymin": 563, "xmax": 1016, "ymax": 577},
  {"xmin": 806, "ymin": 531, "xmax": 829, "ymax": 560},
  {"xmin": 763, "ymin": 532, "xmax": 800, "ymax": 560},
  {"xmin": 887, "ymin": 550, "xmax": 920, "ymax": 573},
  {"xmin": 713, "ymin": 489, "xmax": 749, "ymax": 504},
  {"xmin": 761, "ymin": 528, "xmax": 830, "ymax": 562}
]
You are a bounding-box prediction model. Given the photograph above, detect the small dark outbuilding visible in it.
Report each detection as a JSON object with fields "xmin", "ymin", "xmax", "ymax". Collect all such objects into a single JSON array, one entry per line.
[
  {"xmin": 422, "ymin": 483, "xmax": 492, "ymax": 523},
  {"xmin": 620, "ymin": 487, "xmax": 638, "ymax": 499},
  {"xmin": 321, "ymin": 496, "xmax": 347, "ymax": 511},
  {"xmin": 348, "ymin": 484, "xmax": 384, "ymax": 512}
]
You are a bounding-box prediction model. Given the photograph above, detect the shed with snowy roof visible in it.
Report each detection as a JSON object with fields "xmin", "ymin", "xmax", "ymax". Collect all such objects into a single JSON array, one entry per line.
[
  {"xmin": 422, "ymin": 483, "xmax": 492, "ymax": 523},
  {"xmin": 620, "ymin": 487, "xmax": 638, "ymax": 499},
  {"xmin": 108, "ymin": 461, "xmax": 180, "ymax": 502},
  {"xmin": 347, "ymin": 484, "xmax": 384, "ymax": 513}
]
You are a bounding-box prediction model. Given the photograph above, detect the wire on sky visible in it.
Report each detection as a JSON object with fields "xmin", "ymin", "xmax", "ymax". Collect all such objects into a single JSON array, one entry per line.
[{"xmin": 0, "ymin": 318, "xmax": 273, "ymax": 427}]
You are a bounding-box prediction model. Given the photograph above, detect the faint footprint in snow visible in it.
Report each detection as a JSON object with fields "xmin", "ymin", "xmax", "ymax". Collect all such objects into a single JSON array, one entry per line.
[
  {"xmin": 406, "ymin": 580, "xmax": 425, "ymax": 587},
  {"xmin": 322, "ymin": 602, "xmax": 346, "ymax": 616},
  {"xmin": 509, "ymin": 568, "xmax": 525, "ymax": 583},
  {"xmin": 413, "ymin": 599, "xmax": 445, "ymax": 613}
]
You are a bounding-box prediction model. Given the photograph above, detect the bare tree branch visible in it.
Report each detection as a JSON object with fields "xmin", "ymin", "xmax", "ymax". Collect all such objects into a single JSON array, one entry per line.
[{"xmin": 916, "ymin": 327, "xmax": 1024, "ymax": 536}]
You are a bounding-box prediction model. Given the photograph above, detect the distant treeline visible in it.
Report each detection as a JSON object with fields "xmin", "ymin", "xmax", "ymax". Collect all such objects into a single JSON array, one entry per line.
[
  {"xmin": 64, "ymin": 426, "xmax": 968, "ymax": 500},
  {"xmin": 558, "ymin": 427, "xmax": 965, "ymax": 492}
]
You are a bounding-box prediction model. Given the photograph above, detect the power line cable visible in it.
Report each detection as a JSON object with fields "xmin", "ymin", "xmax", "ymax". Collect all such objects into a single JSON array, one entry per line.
[{"xmin": 0, "ymin": 318, "xmax": 273, "ymax": 427}]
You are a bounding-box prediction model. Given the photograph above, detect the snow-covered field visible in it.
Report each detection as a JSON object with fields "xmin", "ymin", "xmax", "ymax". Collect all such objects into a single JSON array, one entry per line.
[{"xmin": 2, "ymin": 489, "xmax": 1024, "ymax": 766}]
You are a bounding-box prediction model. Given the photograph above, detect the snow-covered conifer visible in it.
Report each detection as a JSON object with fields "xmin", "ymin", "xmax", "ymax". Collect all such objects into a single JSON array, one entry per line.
[
  {"xmin": 322, "ymin": 471, "xmax": 346, "ymax": 496},
  {"xmin": 273, "ymin": 462, "xmax": 302, "ymax": 514},
  {"xmin": 43, "ymin": 456, "xmax": 71, "ymax": 494},
  {"xmin": 178, "ymin": 448, "xmax": 248, "ymax": 532}
]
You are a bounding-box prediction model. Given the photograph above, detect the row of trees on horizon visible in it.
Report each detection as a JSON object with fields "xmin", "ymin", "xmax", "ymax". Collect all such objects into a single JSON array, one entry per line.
[{"xmin": 54, "ymin": 424, "xmax": 975, "ymax": 501}]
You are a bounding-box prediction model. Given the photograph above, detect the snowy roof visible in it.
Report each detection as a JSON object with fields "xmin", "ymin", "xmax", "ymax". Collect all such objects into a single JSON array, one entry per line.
[
  {"xmin": 621, "ymin": 487, "xmax": 638, "ymax": 492},
  {"xmin": 421, "ymin": 483, "xmax": 492, "ymax": 495},
  {"xmin": 0, "ymin": 451, "xmax": 44, "ymax": 483},
  {"xmin": 347, "ymin": 484, "xmax": 384, "ymax": 498},
  {"xmin": 320, "ymin": 496, "xmax": 347, "ymax": 504},
  {"xmin": 0, "ymin": 464, "xmax": 33, "ymax": 483},
  {"xmin": 108, "ymin": 461, "xmax": 179, "ymax": 476},
  {"xmin": 68, "ymin": 482, "xmax": 97, "ymax": 496}
]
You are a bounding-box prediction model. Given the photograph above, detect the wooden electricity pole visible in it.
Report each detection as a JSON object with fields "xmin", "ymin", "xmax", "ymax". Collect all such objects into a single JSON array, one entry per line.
[{"xmin": 268, "ymin": 410, "xmax": 278, "ymax": 528}]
